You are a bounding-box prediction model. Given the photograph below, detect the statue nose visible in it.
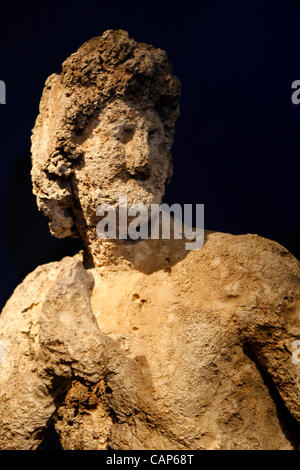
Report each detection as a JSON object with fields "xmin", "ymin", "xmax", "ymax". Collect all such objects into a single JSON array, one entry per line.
[
  {"xmin": 135, "ymin": 147, "xmax": 151, "ymax": 168},
  {"xmin": 125, "ymin": 129, "xmax": 152, "ymax": 178},
  {"xmin": 125, "ymin": 151, "xmax": 151, "ymax": 181}
]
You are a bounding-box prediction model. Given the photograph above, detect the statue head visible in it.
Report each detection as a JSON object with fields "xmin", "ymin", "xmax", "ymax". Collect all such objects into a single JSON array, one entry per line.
[{"xmin": 31, "ymin": 30, "xmax": 181, "ymax": 241}]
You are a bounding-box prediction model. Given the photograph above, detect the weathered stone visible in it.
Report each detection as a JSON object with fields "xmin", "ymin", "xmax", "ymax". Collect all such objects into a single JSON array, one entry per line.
[
  {"xmin": 0, "ymin": 30, "xmax": 299, "ymax": 450},
  {"xmin": 0, "ymin": 254, "xmax": 106, "ymax": 449}
]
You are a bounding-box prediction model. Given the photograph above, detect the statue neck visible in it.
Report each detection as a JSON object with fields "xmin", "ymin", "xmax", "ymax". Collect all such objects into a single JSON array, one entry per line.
[{"xmin": 82, "ymin": 225, "xmax": 187, "ymax": 277}]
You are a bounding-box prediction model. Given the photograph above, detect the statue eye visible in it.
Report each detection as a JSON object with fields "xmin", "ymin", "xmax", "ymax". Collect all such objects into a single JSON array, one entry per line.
[
  {"xmin": 119, "ymin": 125, "xmax": 135, "ymax": 144},
  {"xmin": 111, "ymin": 124, "xmax": 135, "ymax": 144},
  {"xmin": 148, "ymin": 128, "xmax": 158, "ymax": 137}
]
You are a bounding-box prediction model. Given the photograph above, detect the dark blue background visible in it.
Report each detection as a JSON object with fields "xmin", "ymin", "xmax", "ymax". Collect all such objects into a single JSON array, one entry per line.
[{"xmin": 0, "ymin": 1, "xmax": 300, "ymax": 312}]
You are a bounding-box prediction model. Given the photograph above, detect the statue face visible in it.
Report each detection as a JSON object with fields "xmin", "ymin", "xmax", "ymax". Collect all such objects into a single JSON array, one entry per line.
[{"xmin": 73, "ymin": 99, "xmax": 172, "ymax": 228}]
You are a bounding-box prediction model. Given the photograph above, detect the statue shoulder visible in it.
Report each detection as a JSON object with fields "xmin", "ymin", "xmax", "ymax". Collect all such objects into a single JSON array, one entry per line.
[
  {"xmin": 185, "ymin": 231, "xmax": 300, "ymax": 301},
  {"xmin": 0, "ymin": 252, "xmax": 86, "ymax": 320},
  {"xmin": 183, "ymin": 232, "xmax": 300, "ymax": 425}
]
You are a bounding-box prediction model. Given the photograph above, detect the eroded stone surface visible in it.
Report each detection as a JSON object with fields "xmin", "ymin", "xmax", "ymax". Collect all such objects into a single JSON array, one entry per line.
[
  {"xmin": 31, "ymin": 29, "xmax": 180, "ymax": 244},
  {"xmin": 54, "ymin": 232, "xmax": 300, "ymax": 450},
  {"xmin": 0, "ymin": 254, "xmax": 106, "ymax": 449},
  {"xmin": 0, "ymin": 30, "xmax": 299, "ymax": 450}
]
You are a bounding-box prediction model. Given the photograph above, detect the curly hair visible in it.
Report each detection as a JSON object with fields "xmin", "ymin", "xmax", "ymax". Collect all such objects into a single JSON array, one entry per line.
[{"xmin": 31, "ymin": 30, "xmax": 181, "ymax": 238}]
